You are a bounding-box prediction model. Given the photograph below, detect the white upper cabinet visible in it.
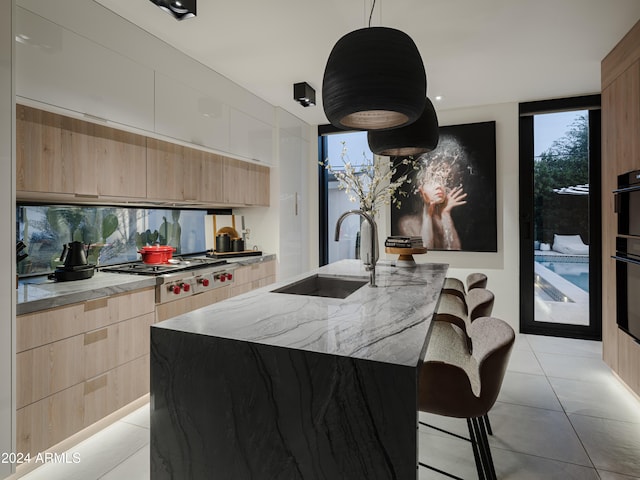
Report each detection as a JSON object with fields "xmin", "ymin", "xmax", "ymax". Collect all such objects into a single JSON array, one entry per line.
[
  {"xmin": 15, "ymin": 8, "xmax": 155, "ymax": 132},
  {"xmin": 154, "ymin": 72, "xmax": 230, "ymax": 153},
  {"xmin": 229, "ymin": 108, "xmax": 274, "ymax": 165}
]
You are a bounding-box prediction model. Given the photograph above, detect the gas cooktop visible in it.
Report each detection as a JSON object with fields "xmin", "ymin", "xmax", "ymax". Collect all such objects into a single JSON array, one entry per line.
[{"xmin": 99, "ymin": 257, "xmax": 228, "ymax": 276}]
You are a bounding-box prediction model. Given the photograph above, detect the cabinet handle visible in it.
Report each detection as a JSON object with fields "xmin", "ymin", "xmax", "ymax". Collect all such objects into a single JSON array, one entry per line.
[
  {"xmin": 295, "ymin": 192, "xmax": 298, "ymax": 216},
  {"xmin": 84, "ymin": 328, "xmax": 108, "ymax": 345},
  {"xmin": 84, "ymin": 374, "xmax": 108, "ymax": 395},
  {"xmin": 84, "ymin": 297, "xmax": 108, "ymax": 312}
]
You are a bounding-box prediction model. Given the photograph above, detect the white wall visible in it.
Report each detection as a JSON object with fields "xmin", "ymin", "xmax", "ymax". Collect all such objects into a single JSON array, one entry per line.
[
  {"xmin": 1, "ymin": 0, "xmax": 15, "ymax": 477},
  {"xmin": 379, "ymin": 102, "xmax": 521, "ymax": 330}
]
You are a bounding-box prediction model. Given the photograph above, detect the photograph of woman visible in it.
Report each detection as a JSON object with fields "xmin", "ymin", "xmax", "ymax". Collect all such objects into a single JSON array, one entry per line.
[{"xmin": 392, "ymin": 121, "xmax": 497, "ymax": 252}]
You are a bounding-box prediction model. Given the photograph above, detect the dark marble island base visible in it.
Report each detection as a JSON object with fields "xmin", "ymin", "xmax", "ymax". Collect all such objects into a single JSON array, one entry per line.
[
  {"xmin": 150, "ymin": 260, "xmax": 448, "ymax": 480},
  {"xmin": 150, "ymin": 328, "xmax": 417, "ymax": 479}
]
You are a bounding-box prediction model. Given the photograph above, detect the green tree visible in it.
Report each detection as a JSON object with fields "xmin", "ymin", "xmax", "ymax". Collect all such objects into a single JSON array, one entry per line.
[{"xmin": 533, "ymin": 115, "xmax": 589, "ymax": 244}]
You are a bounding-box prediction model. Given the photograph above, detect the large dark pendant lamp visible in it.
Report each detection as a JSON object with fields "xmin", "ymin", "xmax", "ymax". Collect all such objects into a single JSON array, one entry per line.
[
  {"xmin": 322, "ymin": 1, "xmax": 426, "ymax": 130},
  {"xmin": 367, "ymin": 97, "xmax": 439, "ymax": 156}
]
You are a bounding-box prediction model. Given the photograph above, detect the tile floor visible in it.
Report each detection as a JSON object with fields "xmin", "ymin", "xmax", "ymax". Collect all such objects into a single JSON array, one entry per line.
[{"xmin": 13, "ymin": 335, "xmax": 640, "ymax": 480}]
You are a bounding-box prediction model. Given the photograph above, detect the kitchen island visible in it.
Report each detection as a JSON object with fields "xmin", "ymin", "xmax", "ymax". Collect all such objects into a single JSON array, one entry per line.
[{"xmin": 150, "ymin": 260, "xmax": 447, "ymax": 479}]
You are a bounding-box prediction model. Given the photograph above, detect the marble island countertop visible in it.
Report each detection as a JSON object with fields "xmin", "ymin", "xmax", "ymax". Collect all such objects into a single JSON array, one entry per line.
[
  {"xmin": 154, "ymin": 259, "xmax": 448, "ymax": 367},
  {"xmin": 17, "ymin": 253, "xmax": 276, "ymax": 315}
]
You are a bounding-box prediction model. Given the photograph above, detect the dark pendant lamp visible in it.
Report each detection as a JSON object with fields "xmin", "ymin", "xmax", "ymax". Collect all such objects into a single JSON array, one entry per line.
[
  {"xmin": 367, "ymin": 97, "xmax": 439, "ymax": 156},
  {"xmin": 322, "ymin": 2, "xmax": 426, "ymax": 131}
]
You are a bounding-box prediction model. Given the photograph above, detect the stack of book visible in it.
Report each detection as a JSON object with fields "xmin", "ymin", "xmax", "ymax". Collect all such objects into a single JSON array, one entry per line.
[{"xmin": 385, "ymin": 236, "xmax": 424, "ymax": 248}]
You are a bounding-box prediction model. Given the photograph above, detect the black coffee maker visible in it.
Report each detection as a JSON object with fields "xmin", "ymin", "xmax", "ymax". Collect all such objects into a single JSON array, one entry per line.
[{"xmin": 50, "ymin": 241, "xmax": 96, "ymax": 281}]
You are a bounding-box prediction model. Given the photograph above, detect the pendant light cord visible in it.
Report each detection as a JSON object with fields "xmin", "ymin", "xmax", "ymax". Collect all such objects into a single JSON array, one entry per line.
[{"xmin": 368, "ymin": 0, "xmax": 376, "ymax": 27}]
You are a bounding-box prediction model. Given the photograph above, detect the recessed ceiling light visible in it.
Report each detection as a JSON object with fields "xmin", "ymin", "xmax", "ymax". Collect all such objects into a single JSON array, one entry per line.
[{"xmin": 435, "ymin": 95, "xmax": 443, "ymax": 101}]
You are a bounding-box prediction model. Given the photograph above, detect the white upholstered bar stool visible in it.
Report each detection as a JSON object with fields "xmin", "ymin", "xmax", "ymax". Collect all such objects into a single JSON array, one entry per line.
[{"xmin": 418, "ymin": 317, "xmax": 515, "ymax": 480}]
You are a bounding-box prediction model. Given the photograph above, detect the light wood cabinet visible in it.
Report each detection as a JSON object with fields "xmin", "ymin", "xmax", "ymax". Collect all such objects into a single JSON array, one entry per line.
[
  {"xmin": 229, "ymin": 259, "xmax": 276, "ymax": 298},
  {"xmin": 16, "ymin": 288, "xmax": 155, "ymax": 456},
  {"xmin": 16, "ymin": 106, "xmax": 74, "ymax": 194},
  {"xmin": 16, "ymin": 104, "xmax": 147, "ymax": 199},
  {"xmin": 146, "ymin": 138, "xmax": 187, "ymax": 201},
  {"xmin": 146, "ymin": 137, "xmax": 226, "ymax": 204},
  {"xmin": 222, "ymin": 158, "xmax": 270, "ymax": 206},
  {"xmin": 17, "ymin": 104, "xmax": 269, "ymax": 207},
  {"xmin": 601, "ymin": 20, "xmax": 640, "ymax": 395}
]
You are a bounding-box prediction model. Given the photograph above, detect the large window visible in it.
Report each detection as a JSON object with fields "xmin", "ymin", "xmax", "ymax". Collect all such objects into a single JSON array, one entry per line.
[
  {"xmin": 17, "ymin": 205, "xmax": 208, "ymax": 276},
  {"xmin": 319, "ymin": 130, "xmax": 374, "ymax": 265}
]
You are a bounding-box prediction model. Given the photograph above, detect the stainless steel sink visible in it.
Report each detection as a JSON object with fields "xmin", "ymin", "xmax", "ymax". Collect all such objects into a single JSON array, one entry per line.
[{"xmin": 271, "ymin": 274, "xmax": 368, "ymax": 299}]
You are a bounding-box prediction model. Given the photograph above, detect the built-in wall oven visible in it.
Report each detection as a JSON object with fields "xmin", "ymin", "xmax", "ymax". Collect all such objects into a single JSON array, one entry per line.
[{"xmin": 614, "ymin": 169, "xmax": 640, "ymax": 343}]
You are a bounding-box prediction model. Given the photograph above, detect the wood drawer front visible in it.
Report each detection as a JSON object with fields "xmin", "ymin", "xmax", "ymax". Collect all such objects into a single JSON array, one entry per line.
[
  {"xmin": 83, "ymin": 355, "xmax": 150, "ymax": 428},
  {"xmin": 18, "ymin": 287, "xmax": 156, "ymax": 352},
  {"xmin": 84, "ymin": 287, "xmax": 155, "ymax": 331},
  {"xmin": 18, "ymin": 303, "xmax": 85, "ymax": 353},
  {"xmin": 231, "ymin": 265, "xmax": 250, "ymax": 286},
  {"xmin": 17, "ymin": 383, "xmax": 85, "ymax": 457},
  {"xmin": 229, "ymin": 283, "xmax": 253, "ymax": 298},
  {"xmin": 17, "ymin": 335, "xmax": 84, "ymax": 409},
  {"xmin": 155, "ymin": 287, "xmax": 230, "ymax": 323},
  {"xmin": 17, "ymin": 356, "xmax": 150, "ymax": 456},
  {"xmin": 84, "ymin": 312, "xmax": 155, "ymax": 379}
]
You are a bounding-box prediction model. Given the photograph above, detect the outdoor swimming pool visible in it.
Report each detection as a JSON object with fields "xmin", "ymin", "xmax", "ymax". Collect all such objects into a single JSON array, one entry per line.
[{"xmin": 536, "ymin": 259, "xmax": 589, "ymax": 293}]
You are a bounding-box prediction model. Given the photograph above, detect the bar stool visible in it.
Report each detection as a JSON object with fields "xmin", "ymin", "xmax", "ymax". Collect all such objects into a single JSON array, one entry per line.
[
  {"xmin": 434, "ymin": 288, "xmax": 496, "ymax": 436},
  {"xmin": 442, "ymin": 273, "xmax": 489, "ymax": 301},
  {"xmin": 435, "ymin": 288, "xmax": 495, "ymax": 346},
  {"xmin": 418, "ymin": 317, "xmax": 515, "ymax": 480}
]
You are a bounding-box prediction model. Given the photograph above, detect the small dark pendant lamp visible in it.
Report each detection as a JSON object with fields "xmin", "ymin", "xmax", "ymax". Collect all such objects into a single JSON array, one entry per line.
[
  {"xmin": 367, "ymin": 97, "xmax": 439, "ymax": 156},
  {"xmin": 322, "ymin": 1, "xmax": 426, "ymax": 131}
]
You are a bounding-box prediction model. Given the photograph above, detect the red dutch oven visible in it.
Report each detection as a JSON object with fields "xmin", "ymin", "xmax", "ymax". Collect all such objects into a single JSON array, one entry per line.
[{"xmin": 138, "ymin": 245, "xmax": 176, "ymax": 264}]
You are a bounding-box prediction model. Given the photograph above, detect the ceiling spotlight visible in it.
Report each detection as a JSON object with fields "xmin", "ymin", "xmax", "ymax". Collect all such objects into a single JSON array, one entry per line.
[
  {"xmin": 149, "ymin": 0, "xmax": 196, "ymax": 20},
  {"xmin": 294, "ymin": 82, "xmax": 316, "ymax": 107}
]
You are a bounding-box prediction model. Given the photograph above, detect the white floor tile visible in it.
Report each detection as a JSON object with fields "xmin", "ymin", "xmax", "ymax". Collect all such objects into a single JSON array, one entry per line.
[
  {"xmin": 99, "ymin": 444, "xmax": 149, "ymax": 480},
  {"xmin": 526, "ymin": 334, "xmax": 602, "ymax": 358},
  {"xmin": 19, "ymin": 422, "xmax": 149, "ymax": 480},
  {"xmin": 418, "ymin": 429, "xmax": 478, "ymax": 480},
  {"xmin": 569, "ymin": 413, "xmax": 640, "ymax": 477},
  {"xmin": 597, "ymin": 470, "xmax": 640, "ymax": 480},
  {"xmin": 536, "ymin": 351, "xmax": 613, "ymax": 382},
  {"xmin": 513, "ymin": 333, "xmax": 533, "ymax": 351},
  {"xmin": 488, "ymin": 402, "xmax": 592, "ymax": 466},
  {"xmin": 498, "ymin": 371, "xmax": 563, "ymax": 411},
  {"xmin": 119, "ymin": 404, "xmax": 150, "ymax": 430},
  {"xmin": 491, "ymin": 447, "xmax": 600, "ymax": 480},
  {"xmin": 549, "ymin": 376, "xmax": 640, "ymax": 423},
  {"xmin": 507, "ymin": 348, "xmax": 545, "ymax": 376}
]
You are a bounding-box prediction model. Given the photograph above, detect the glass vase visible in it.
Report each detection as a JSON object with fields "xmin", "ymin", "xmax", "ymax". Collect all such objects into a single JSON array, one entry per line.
[{"xmin": 359, "ymin": 210, "xmax": 379, "ymax": 267}]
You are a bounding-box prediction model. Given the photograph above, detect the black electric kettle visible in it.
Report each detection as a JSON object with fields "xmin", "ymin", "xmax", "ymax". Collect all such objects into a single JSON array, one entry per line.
[
  {"xmin": 50, "ymin": 241, "xmax": 95, "ymax": 282},
  {"xmin": 60, "ymin": 241, "xmax": 89, "ymax": 267}
]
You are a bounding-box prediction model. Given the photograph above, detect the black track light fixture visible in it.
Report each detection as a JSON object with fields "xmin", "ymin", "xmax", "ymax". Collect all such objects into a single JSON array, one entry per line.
[{"xmin": 149, "ymin": 0, "xmax": 196, "ymax": 20}]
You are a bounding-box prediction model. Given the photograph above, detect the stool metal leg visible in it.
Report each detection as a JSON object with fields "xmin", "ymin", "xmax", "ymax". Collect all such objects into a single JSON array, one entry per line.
[
  {"xmin": 475, "ymin": 416, "xmax": 497, "ymax": 480},
  {"xmin": 483, "ymin": 413, "xmax": 493, "ymax": 435},
  {"xmin": 467, "ymin": 418, "xmax": 486, "ymax": 480}
]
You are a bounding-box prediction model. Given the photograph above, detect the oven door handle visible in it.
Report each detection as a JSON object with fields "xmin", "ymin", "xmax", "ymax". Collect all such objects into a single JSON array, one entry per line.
[
  {"xmin": 613, "ymin": 185, "xmax": 640, "ymax": 194},
  {"xmin": 612, "ymin": 255, "xmax": 640, "ymax": 266}
]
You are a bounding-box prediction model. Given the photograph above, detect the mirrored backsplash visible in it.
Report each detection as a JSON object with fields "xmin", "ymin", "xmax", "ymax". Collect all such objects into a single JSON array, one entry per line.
[{"xmin": 17, "ymin": 204, "xmax": 208, "ymax": 276}]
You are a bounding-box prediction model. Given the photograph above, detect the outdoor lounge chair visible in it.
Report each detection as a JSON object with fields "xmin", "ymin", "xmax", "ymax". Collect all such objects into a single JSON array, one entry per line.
[{"xmin": 552, "ymin": 234, "xmax": 589, "ymax": 255}]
